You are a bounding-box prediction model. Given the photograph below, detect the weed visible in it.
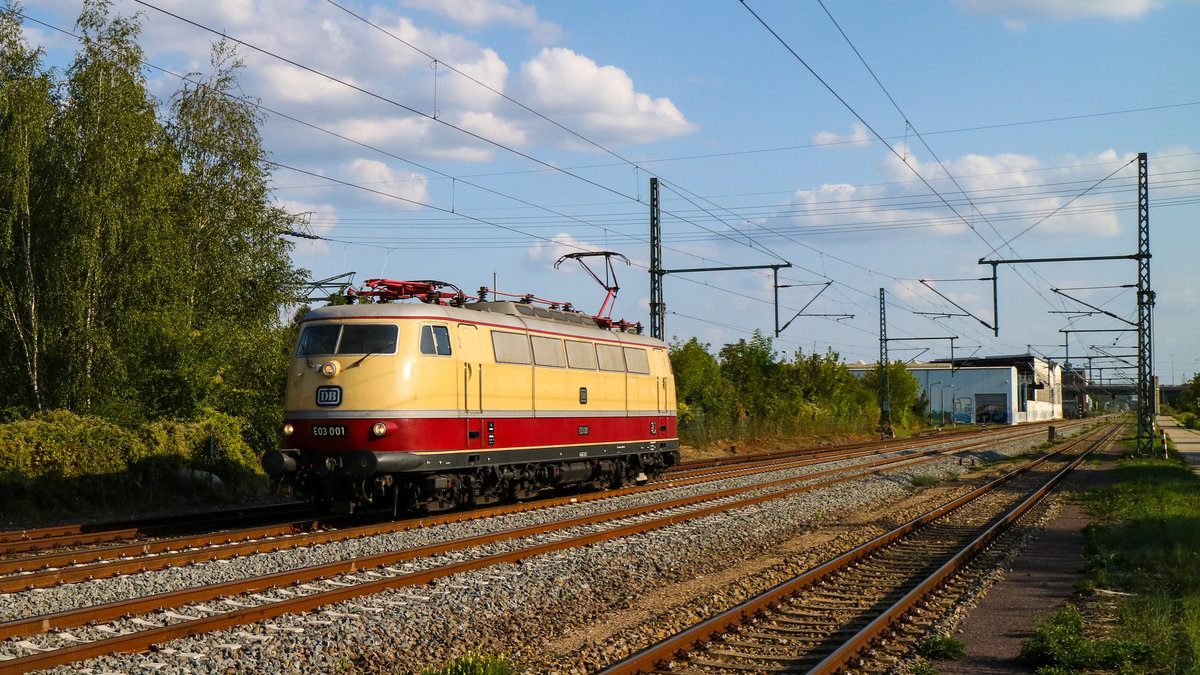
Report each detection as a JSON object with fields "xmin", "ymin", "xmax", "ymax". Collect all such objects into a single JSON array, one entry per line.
[
  {"xmin": 419, "ymin": 651, "xmax": 520, "ymax": 675},
  {"xmin": 908, "ymin": 660, "xmax": 938, "ymax": 675},
  {"xmin": 910, "ymin": 474, "xmax": 941, "ymax": 487},
  {"xmin": 918, "ymin": 635, "xmax": 966, "ymax": 660}
]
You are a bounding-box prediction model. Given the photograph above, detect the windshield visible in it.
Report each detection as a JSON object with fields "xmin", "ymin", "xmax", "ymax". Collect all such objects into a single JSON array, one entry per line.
[{"xmin": 297, "ymin": 324, "xmax": 398, "ymax": 356}]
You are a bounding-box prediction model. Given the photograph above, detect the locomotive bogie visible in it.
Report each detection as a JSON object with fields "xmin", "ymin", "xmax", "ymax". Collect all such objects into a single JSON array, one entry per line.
[{"xmin": 266, "ymin": 300, "xmax": 679, "ymax": 515}]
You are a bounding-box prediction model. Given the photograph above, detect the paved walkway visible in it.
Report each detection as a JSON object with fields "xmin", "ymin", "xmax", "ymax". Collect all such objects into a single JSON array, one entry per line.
[{"xmin": 1158, "ymin": 415, "xmax": 1200, "ymax": 472}]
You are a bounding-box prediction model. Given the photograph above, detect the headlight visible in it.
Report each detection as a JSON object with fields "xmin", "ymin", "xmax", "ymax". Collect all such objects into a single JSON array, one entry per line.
[
  {"xmin": 371, "ymin": 422, "xmax": 388, "ymax": 437},
  {"xmin": 283, "ymin": 423, "xmax": 295, "ymax": 436},
  {"xmin": 318, "ymin": 361, "xmax": 340, "ymax": 377}
]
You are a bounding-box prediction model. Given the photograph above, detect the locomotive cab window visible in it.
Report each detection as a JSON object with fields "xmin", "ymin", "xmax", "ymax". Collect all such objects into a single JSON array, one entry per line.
[
  {"xmin": 297, "ymin": 324, "xmax": 341, "ymax": 356},
  {"xmin": 420, "ymin": 325, "xmax": 452, "ymax": 356},
  {"xmin": 297, "ymin": 323, "xmax": 398, "ymax": 356},
  {"xmin": 338, "ymin": 324, "xmax": 399, "ymax": 354}
]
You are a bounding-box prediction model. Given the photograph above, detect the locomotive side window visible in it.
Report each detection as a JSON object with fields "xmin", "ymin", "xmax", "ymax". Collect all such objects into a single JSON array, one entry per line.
[
  {"xmin": 338, "ymin": 324, "xmax": 399, "ymax": 354},
  {"xmin": 623, "ymin": 347, "xmax": 651, "ymax": 374},
  {"xmin": 531, "ymin": 336, "xmax": 566, "ymax": 367},
  {"xmin": 491, "ymin": 330, "xmax": 532, "ymax": 364},
  {"xmin": 419, "ymin": 324, "xmax": 452, "ymax": 356},
  {"xmin": 565, "ymin": 340, "xmax": 597, "ymax": 370},
  {"xmin": 596, "ymin": 344, "xmax": 625, "ymax": 372},
  {"xmin": 296, "ymin": 325, "xmax": 341, "ymax": 356}
]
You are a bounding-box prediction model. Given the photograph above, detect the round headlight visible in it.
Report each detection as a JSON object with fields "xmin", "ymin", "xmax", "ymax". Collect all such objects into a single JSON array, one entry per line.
[
  {"xmin": 371, "ymin": 422, "xmax": 388, "ymax": 437},
  {"xmin": 283, "ymin": 423, "xmax": 295, "ymax": 436},
  {"xmin": 318, "ymin": 361, "xmax": 340, "ymax": 377}
]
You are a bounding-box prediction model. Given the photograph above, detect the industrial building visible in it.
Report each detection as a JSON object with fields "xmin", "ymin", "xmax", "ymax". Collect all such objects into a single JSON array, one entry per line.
[{"xmin": 849, "ymin": 354, "xmax": 1064, "ymax": 426}]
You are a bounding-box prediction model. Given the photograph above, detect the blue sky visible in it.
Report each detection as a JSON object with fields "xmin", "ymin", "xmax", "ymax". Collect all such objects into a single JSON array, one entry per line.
[{"xmin": 16, "ymin": 0, "xmax": 1200, "ymax": 384}]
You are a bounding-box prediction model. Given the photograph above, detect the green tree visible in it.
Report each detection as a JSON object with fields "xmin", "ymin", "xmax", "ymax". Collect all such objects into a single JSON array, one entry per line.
[
  {"xmin": 858, "ymin": 361, "xmax": 923, "ymax": 429},
  {"xmin": 719, "ymin": 329, "xmax": 780, "ymax": 420},
  {"xmin": 669, "ymin": 337, "xmax": 734, "ymax": 425},
  {"xmin": 0, "ymin": 2, "xmax": 55, "ymax": 412},
  {"xmin": 163, "ymin": 38, "xmax": 302, "ymax": 437},
  {"xmin": 0, "ymin": 3, "xmax": 302, "ymax": 456},
  {"xmin": 42, "ymin": 0, "xmax": 182, "ymax": 417}
]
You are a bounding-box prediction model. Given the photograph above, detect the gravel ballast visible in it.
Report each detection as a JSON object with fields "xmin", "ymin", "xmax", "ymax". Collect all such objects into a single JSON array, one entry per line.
[{"xmin": 0, "ymin": 426, "xmax": 1086, "ymax": 674}]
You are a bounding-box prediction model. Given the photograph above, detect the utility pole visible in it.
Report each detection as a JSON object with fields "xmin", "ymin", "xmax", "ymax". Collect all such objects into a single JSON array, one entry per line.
[
  {"xmin": 647, "ymin": 178, "xmax": 790, "ymax": 340},
  {"xmin": 649, "ymin": 177, "xmax": 664, "ymax": 340},
  {"xmin": 1136, "ymin": 152, "xmax": 1155, "ymax": 454},
  {"xmin": 980, "ymin": 152, "xmax": 1154, "ymax": 453},
  {"xmin": 878, "ymin": 289, "xmax": 893, "ymax": 438}
]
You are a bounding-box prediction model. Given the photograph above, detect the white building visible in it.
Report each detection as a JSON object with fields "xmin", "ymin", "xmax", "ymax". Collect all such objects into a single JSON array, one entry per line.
[{"xmin": 849, "ymin": 355, "xmax": 1063, "ymax": 426}]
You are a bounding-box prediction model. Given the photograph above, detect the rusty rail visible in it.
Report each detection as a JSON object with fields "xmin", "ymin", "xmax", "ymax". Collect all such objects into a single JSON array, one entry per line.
[
  {"xmin": 597, "ymin": 421, "xmax": 1116, "ymax": 674},
  {"xmin": 0, "ymin": 434, "xmax": 993, "ymax": 672}
]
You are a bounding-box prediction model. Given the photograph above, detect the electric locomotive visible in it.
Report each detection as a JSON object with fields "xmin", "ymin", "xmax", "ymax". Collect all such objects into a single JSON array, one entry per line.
[{"xmin": 261, "ymin": 279, "xmax": 679, "ymax": 515}]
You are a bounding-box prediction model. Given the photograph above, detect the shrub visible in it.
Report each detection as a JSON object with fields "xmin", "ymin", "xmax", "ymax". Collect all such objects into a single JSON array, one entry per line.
[{"xmin": 0, "ymin": 409, "xmax": 267, "ymax": 520}]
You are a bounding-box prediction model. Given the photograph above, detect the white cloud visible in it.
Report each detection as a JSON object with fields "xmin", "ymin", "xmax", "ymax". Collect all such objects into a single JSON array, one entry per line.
[
  {"xmin": 772, "ymin": 149, "xmax": 1145, "ymax": 246},
  {"xmin": 524, "ymin": 232, "xmax": 603, "ymax": 267},
  {"xmin": 956, "ymin": 0, "xmax": 1164, "ymax": 21},
  {"xmin": 330, "ymin": 116, "xmax": 433, "ymax": 147},
  {"xmin": 403, "ymin": 0, "xmax": 556, "ymax": 42},
  {"xmin": 339, "ymin": 159, "xmax": 429, "ymax": 207},
  {"xmin": 812, "ymin": 123, "xmax": 871, "ymax": 150},
  {"xmin": 456, "ymin": 111, "xmax": 528, "ymax": 147},
  {"xmin": 517, "ymin": 47, "xmax": 697, "ymax": 146},
  {"xmin": 401, "ymin": 0, "xmax": 561, "ymax": 43}
]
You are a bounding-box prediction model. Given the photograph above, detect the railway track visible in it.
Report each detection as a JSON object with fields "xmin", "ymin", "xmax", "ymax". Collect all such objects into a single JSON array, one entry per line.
[
  {"xmin": 0, "ymin": 420, "xmax": 1070, "ymax": 557},
  {"xmin": 0, "ymin": 501, "xmax": 318, "ymax": 555},
  {"xmin": 0, "ymin": 419, "xmax": 1097, "ymax": 672},
  {"xmin": 0, "ymin": 422, "xmax": 1079, "ymax": 594},
  {"xmin": 597, "ymin": 421, "xmax": 1119, "ymax": 674},
  {"xmin": 0, "ymin": 419, "xmax": 1078, "ymax": 562}
]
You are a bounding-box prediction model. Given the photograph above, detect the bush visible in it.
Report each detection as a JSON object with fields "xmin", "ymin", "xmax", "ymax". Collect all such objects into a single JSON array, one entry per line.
[{"xmin": 0, "ymin": 409, "xmax": 267, "ymax": 520}]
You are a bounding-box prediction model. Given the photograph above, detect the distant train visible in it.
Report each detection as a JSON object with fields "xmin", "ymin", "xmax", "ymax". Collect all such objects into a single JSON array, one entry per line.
[{"xmin": 261, "ymin": 280, "xmax": 679, "ymax": 515}]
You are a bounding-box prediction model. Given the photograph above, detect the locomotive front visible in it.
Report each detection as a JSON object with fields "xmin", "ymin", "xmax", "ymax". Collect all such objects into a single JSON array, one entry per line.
[
  {"xmin": 262, "ymin": 304, "xmax": 425, "ymax": 512},
  {"xmin": 263, "ymin": 278, "xmax": 681, "ymax": 516}
]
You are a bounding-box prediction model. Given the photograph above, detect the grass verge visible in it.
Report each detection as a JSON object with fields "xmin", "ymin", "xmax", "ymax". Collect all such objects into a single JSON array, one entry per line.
[{"xmin": 1020, "ymin": 452, "xmax": 1200, "ymax": 674}]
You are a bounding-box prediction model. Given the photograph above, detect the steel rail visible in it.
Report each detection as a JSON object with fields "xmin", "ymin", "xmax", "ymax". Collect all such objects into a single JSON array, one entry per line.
[
  {"xmin": 596, "ymin": 422, "xmax": 1115, "ymax": 674},
  {"xmin": 0, "ymin": 430, "xmax": 953, "ymax": 559},
  {"xmin": 2, "ymin": 427, "xmax": 1030, "ymax": 591},
  {"xmin": 0, "ymin": 502, "xmax": 318, "ymax": 553},
  {"xmin": 808, "ymin": 423, "xmax": 1120, "ymax": 674},
  {"xmin": 0, "ymin": 418, "xmax": 1083, "ymax": 552},
  {"xmin": 0, "ymin": 435, "xmax": 992, "ymax": 671}
]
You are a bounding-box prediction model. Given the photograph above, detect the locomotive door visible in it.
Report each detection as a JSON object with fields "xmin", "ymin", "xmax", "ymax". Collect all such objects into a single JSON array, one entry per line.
[
  {"xmin": 655, "ymin": 348, "xmax": 673, "ymax": 437},
  {"xmin": 457, "ymin": 324, "xmax": 485, "ymax": 449}
]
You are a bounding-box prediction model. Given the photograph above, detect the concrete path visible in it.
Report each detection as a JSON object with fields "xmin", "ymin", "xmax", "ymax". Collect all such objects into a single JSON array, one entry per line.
[{"xmin": 1158, "ymin": 415, "xmax": 1200, "ymax": 472}]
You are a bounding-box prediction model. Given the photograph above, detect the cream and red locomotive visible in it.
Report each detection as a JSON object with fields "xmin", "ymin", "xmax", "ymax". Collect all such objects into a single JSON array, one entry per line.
[{"xmin": 261, "ymin": 279, "xmax": 679, "ymax": 514}]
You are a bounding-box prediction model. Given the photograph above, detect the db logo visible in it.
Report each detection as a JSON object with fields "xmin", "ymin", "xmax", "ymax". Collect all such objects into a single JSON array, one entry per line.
[{"xmin": 316, "ymin": 386, "xmax": 342, "ymax": 407}]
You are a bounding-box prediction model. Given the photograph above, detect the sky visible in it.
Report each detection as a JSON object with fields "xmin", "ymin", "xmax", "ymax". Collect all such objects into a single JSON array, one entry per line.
[{"xmin": 14, "ymin": 0, "xmax": 1200, "ymax": 385}]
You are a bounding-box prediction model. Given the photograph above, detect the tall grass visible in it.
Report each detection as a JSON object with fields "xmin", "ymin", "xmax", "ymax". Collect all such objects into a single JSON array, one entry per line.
[{"xmin": 1022, "ymin": 455, "xmax": 1200, "ymax": 673}]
